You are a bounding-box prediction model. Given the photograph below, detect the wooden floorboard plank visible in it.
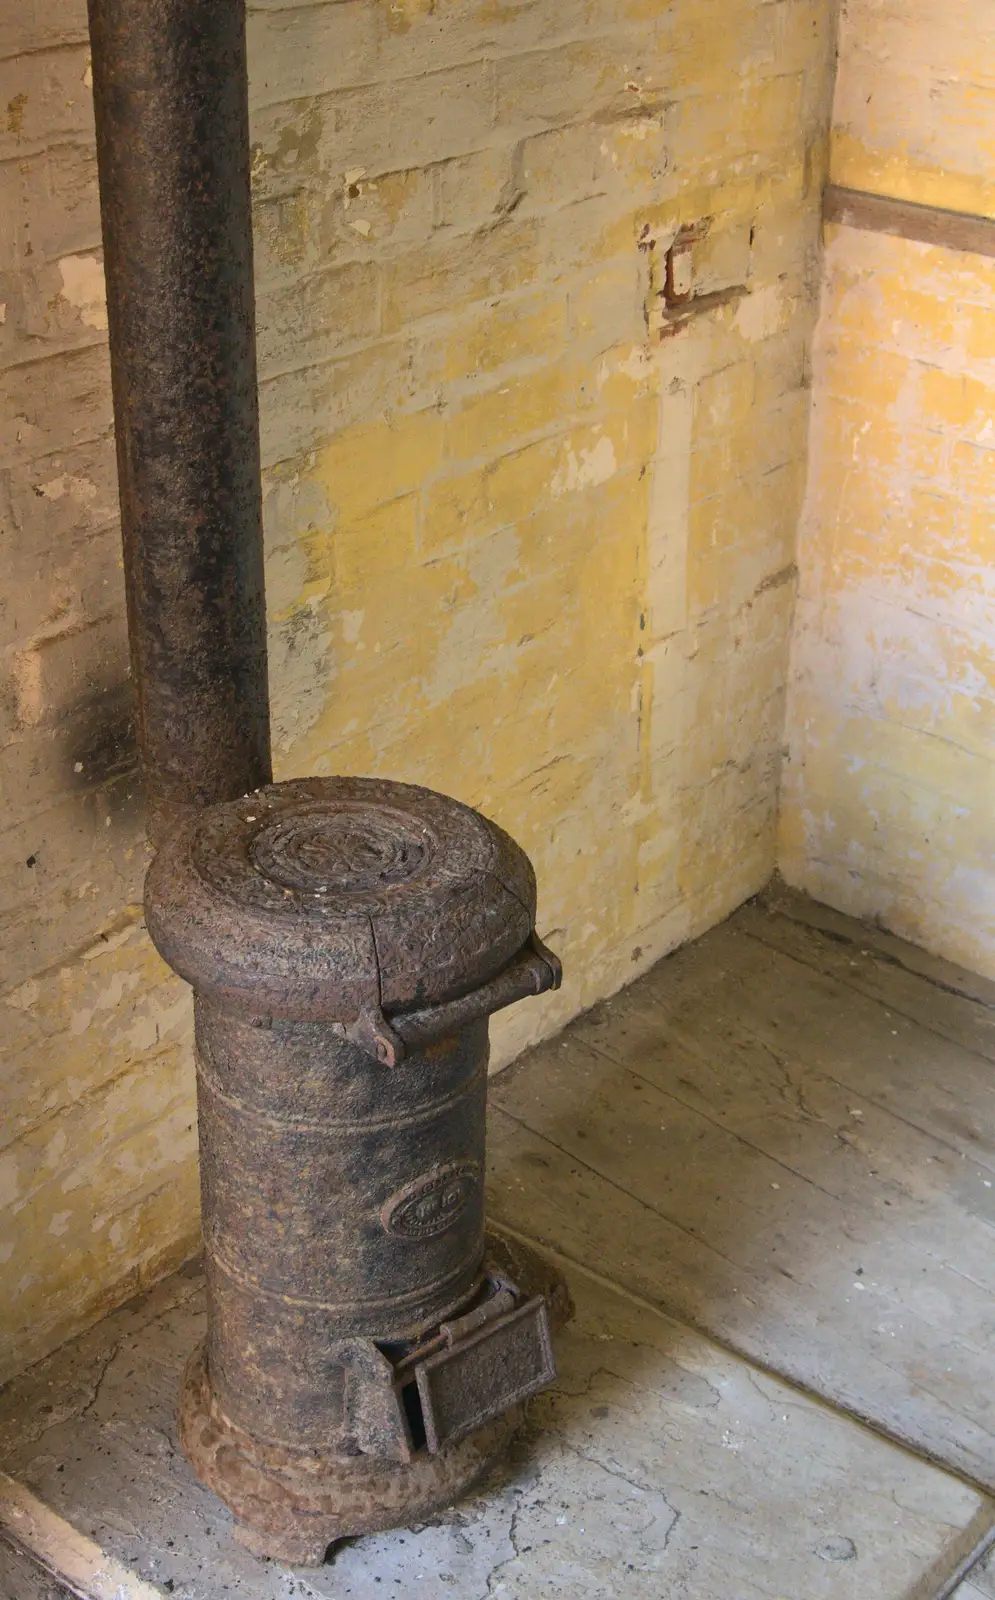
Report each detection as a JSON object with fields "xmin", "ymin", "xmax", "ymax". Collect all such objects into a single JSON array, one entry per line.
[
  {"xmin": 495, "ymin": 1033, "xmax": 995, "ymax": 1373},
  {"xmin": 0, "ymin": 1473, "xmax": 164, "ymax": 1599},
  {"xmin": 955, "ymin": 1562, "xmax": 995, "ymax": 1599},
  {"xmin": 0, "ymin": 1535, "xmax": 81, "ymax": 1599},
  {"xmin": 636, "ymin": 920, "xmax": 995, "ymax": 1177},
  {"xmin": 961, "ymin": 1550, "xmax": 995, "ymax": 1599},
  {"xmin": 489, "ymin": 1059, "xmax": 995, "ymax": 1454},
  {"xmin": 760, "ymin": 882, "xmax": 995, "ymax": 1012},
  {"xmin": 487, "ymin": 1108, "xmax": 995, "ymax": 1491},
  {"xmin": 489, "ymin": 894, "xmax": 995, "ymax": 1492},
  {"xmin": 942, "ymin": 1528, "xmax": 995, "ymax": 1600},
  {"xmin": 740, "ymin": 893, "xmax": 995, "ymax": 1064},
  {"xmin": 576, "ymin": 975, "xmax": 995, "ymax": 1298}
]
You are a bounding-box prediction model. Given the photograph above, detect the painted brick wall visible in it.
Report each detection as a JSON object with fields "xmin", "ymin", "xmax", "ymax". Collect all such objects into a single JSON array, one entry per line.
[
  {"xmin": 779, "ymin": 0, "xmax": 995, "ymax": 975},
  {"xmin": 0, "ymin": 0, "xmax": 838, "ymax": 1378}
]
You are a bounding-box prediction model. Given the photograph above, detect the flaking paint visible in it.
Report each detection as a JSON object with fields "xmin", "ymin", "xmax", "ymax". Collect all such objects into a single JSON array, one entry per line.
[
  {"xmin": 780, "ymin": 0, "xmax": 995, "ymax": 974},
  {"xmin": 1, "ymin": 0, "xmax": 838, "ymax": 1377}
]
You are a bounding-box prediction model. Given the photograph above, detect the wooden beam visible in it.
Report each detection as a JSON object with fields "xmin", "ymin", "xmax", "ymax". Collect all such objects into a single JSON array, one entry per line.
[
  {"xmin": 0, "ymin": 1534, "xmax": 81, "ymax": 1600},
  {"xmin": 824, "ymin": 183, "xmax": 995, "ymax": 259},
  {"xmin": 0, "ymin": 1474, "xmax": 164, "ymax": 1600}
]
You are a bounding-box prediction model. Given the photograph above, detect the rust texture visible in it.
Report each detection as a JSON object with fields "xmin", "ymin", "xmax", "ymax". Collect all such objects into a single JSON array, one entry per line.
[
  {"xmin": 88, "ymin": 0, "xmax": 570, "ymax": 1559},
  {"xmin": 145, "ymin": 777, "xmax": 567, "ymax": 1561},
  {"xmin": 87, "ymin": 0, "xmax": 271, "ymax": 845},
  {"xmin": 196, "ymin": 1011, "xmax": 491, "ymax": 1449},
  {"xmin": 146, "ymin": 775, "xmax": 559, "ymax": 1062},
  {"xmin": 178, "ymin": 1229, "xmax": 574, "ymax": 1567}
]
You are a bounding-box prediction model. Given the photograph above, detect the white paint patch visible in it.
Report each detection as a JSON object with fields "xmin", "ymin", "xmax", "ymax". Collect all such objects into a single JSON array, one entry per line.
[
  {"xmin": 36, "ymin": 473, "xmax": 98, "ymax": 504},
  {"xmin": 80, "ymin": 925, "xmax": 139, "ymax": 963},
  {"xmin": 124, "ymin": 989, "xmax": 191, "ymax": 1055},
  {"xmin": 804, "ymin": 580, "xmax": 991, "ymax": 721},
  {"xmin": 621, "ymin": 114, "xmax": 659, "ymax": 143},
  {"xmin": 70, "ymin": 971, "xmax": 142, "ymax": 1037},
  {"xmin": 733, "ymin": 284, "xmax": 785, "ymax": 343},
  {"xmin": 0, "ymin": 1157, "xmax": 21, "ymax": 1212},
  {"xmin": 604, "ymin": 345, "xmax": 653, "ymax": 388},
  {"xmin": 11, "ymin": 648, "xmax": 43, "ymax": 729},
  {"xmin": 422, "ymin": 525, "xmax": 520, "ymax": 706},
  {"xmin": 57, "ymin": 254, "xmax": 108, "ymax": 331},
  {"xmin": 341, "ymin": 609, "xmax": 364, "ymax": 644},
  {"xmin": 552, "ymin": 434, "xmax": 617, "ymax": 497},
  {"xmin": 646, "ymin": 376, "xmax": 692, "ymax": 641},
  {"xmin": 48, "ymin": 1211, "xmax": 71, "ymax": 1237},
  {"xmin": 5, "ymin": 978, "xmax": 41, "ymax": 1011}
]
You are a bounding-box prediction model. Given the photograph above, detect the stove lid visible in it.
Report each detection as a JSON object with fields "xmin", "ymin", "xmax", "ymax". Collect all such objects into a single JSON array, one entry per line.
[{"xmin": 145, "ymin": 776, "xmax": 538, "ymax": 1031}]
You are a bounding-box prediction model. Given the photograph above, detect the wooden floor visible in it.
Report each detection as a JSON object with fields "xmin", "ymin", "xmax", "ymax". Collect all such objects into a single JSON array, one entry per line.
[
  {"xmin": 2, "ymin": 883, "xmax": 995, "ymax": 1597},
  {"xmin": 1, "ymin": 1260, "xmax": 991, "ymax": 1600},
  {"xmin": 490, "ymin": 881, "xmax": 995, "ymax": 1496}
]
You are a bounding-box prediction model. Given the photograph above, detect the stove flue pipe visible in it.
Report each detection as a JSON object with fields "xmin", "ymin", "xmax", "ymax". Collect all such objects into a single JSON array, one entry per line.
[
  {"xmin": 87, "ymin": 0, "xmax": 571, "ymax": 1567},
  {"xmin": 87, "ymin": 0, "xmax": 271, "ymax": 846}
]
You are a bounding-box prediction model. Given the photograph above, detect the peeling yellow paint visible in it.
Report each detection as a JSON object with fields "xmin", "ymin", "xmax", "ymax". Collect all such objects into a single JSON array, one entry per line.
[
  {"xmin": 781, "ymin": 0, "xmax": 995, "ymax": 977},
  {"xmin": 732, "ymin": 284, "xmax": 786, "ymax": 344},
  {"xmin": 551, "ymin": 434, "xmax": 618, "ymax": 496},
  {"xmin": 36, "ymin": 474, "xmax": 98, "ymax": 503},
  {"xmin": 3, "ymin": 0, "xmax": 836, "ymax": 1381},
  {"xmin": 57, "ymin": 254, "xmax": 108, "ymax": 331},
  {"xmin": 831, "ymin": 134, "xmax": 995, "ymax": 226}
]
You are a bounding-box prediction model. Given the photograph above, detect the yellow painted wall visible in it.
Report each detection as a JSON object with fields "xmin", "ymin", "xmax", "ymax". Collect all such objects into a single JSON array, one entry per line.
[
  {"xmin": 0, "ymin": 0, "xmax": 837, "ymax": 1379},
  {"xmin": 780, "ymin": 0, "xmax": 995, "ymax": 974},
  {"xmin": 831, "ymin": 0, "xmax": 995, "ymax": 220}
]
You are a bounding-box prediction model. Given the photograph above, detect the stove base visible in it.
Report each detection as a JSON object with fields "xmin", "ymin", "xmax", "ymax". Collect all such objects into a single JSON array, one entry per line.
[{"xmin": 179, "ymin": 1230, "xmax": 573, "ymax": 1566}]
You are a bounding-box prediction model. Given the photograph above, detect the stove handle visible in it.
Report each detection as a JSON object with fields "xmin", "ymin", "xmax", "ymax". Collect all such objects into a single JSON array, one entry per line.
[{"xmin": 345, "ymin": 934, "xmax": 562, "ymax": 1066}]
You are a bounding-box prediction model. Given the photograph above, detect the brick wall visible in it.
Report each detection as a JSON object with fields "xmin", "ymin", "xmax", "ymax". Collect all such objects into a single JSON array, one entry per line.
[
  {"xmin": 0, "ymin": 0, "xmax": 837, "ymax": 1378},
  {"xmin": 780, "ymin": 0, "xmax": 995, "ymax": 975}
]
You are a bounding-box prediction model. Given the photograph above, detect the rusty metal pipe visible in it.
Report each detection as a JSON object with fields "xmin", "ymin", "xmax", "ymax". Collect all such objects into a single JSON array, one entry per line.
[
  {"xmin": 88, "ymin": 2, "xmax": 572, "ymax": 1565},
  {"xmin": 87, "ymin": 0, "xmax": 271, "ymax": 845}
]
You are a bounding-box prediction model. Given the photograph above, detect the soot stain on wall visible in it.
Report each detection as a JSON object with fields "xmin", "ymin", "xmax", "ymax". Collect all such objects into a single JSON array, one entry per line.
[{"xmin": 63, "ymin": 677, "xmax": 140, "ymax": 816}]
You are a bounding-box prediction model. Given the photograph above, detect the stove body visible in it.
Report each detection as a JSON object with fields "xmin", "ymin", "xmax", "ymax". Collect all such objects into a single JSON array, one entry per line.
[{"xmin": 146, "ymin": 776, "xmax": 569, "ymax": 1564}]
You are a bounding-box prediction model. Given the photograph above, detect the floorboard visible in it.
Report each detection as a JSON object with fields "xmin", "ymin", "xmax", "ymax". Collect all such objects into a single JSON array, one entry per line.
[
  {"xmin": 0, "ymin": 1252, "xmax": 988, "ymax": 1599},
  {"xmin": 1, "ymin": 890, "xmax": 993, "ymax": 1593},
  {"xmin": 0, "ymin": 1535, "xmax": 79, "ymax": 1599},
  {"xmin": 489, "ymin": 893, "xmax": 995, "ymax": 1492},
  {"xmin": 959, "ymin": 1549, "xmax": 995, "ymax": 1597}
]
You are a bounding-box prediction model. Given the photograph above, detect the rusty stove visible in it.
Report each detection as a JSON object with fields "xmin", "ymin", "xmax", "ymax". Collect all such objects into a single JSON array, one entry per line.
[
  {"xmin": 86, "ymin": 0, "xmax": 570, "ymax": 1563},
  {"xmin": 144, "ymin": 777, "xmax": 569, "ymax": 1562}
]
